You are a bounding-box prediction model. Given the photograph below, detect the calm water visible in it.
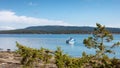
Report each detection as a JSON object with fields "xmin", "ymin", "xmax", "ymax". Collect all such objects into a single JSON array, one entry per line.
[{"xmin": 0, "ymin": 34, "xmax": 120, "ymax": 58}]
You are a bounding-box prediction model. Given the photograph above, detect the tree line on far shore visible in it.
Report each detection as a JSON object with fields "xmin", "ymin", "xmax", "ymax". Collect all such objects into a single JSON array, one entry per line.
[{"xmin": 0, "ymin": 25, "xmax": 120, "ymax": 34}]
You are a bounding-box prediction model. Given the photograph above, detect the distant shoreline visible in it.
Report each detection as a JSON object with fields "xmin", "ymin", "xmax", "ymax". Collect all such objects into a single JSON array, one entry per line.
[{"xmin": 0, "ymin": 26, "xmax": 120, "ymax": 34}]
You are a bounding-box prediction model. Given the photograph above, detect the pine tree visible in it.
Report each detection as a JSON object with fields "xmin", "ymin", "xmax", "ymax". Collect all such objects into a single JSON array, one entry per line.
[{"xmin": 83, "ymin": 23, "xmax": 120, "ymax": 58}]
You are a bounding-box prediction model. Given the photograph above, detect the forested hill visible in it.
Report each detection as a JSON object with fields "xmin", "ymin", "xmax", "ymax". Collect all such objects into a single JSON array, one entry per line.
[{"xmin": 0, "ymin": 26, "xmax": 120, "ymax": 34}]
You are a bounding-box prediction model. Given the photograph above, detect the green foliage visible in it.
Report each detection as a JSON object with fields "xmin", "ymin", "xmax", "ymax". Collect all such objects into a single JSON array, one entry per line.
[
  {"xmin": 83, "ymin": 23, "xmax": 120, "ymax": 68},
  {"xmin": 54, "ymin": 47, "xmax": 65, "ymax": 68},
  {"xmin": 54, "ymin": 47, "xmax": 93, "ymax": 68},
  {"xmin": 16, "ymin": 42, "xmax": 52, "ymax": 67},
  {"xmin": 40, "ymin": 47, "xmax": 53, "ymax": 63},
  {"xmin": 111, "ymin": 58, "xmax": 120, "ymax": 68},
  {"xmin": 83, "ymin": 23, "xmax": 120, "ymax": 58},
  {"xmin": 16, "ymin": 42, "xmax": 38, "ymax": 66}
]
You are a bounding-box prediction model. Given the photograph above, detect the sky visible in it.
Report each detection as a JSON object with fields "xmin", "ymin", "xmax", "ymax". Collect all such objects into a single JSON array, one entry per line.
[{"xmin": 0, "ymin": 0, "xmax": 120, "ymax": 30}]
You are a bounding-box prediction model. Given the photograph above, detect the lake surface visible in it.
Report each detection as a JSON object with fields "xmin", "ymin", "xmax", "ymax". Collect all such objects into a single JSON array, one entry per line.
[{"xmin": 0, "ymin": 34, "xmax": 120, "ymax": 58}]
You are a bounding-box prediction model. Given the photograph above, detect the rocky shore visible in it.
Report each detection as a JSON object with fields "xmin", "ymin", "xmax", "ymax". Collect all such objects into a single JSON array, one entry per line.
[
  {"xmin": 0, "ymin": 51, "xmax": 20, "ymax": 68},
  {"xmin": 0, "ymin": 51, "xmax": 57, "ymax": 68}
]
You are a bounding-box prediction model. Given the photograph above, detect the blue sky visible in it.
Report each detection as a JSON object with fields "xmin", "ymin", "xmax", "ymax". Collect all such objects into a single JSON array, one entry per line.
[{"xmin": 0, "ymin": 0, "xmax": 120, "ymax": 30}]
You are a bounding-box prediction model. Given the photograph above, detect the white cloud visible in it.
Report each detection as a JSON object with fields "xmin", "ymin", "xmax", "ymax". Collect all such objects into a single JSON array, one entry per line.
[
  {"xmin": 0, "ymin": 26, "xmax": 15, "ymax": 30},
  {"xmin": 0, "ymin": 10, "xmax": 72, "ymax": 30}
]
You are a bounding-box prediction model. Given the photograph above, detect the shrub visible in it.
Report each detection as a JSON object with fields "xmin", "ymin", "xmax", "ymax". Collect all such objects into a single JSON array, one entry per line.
[{"xmin": 16, "ymin": 42, "xmax": 52, "ymax": 67}]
